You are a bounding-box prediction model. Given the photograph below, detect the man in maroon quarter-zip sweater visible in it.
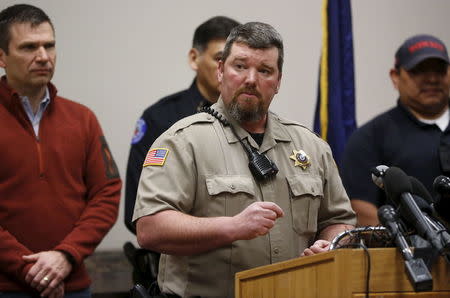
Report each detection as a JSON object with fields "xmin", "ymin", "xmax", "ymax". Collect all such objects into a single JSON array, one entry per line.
[{"xmin": 0, "ymin": 4, "xmax": 121, "ymax": 298}]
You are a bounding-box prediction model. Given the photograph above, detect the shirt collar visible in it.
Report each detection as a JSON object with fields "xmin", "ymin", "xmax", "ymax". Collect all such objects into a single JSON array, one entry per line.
[
  {"xmin": 20, "ymin": 87, "xmax": 51, "ymax": 112},
  {"xmin": 189, "ymin": 78, "xmax": 212, "ymax": 111},
  {"xmin": 397, "ymin": 98, "xmax": 450, "ymax": 131},
  {"xmin": 417, "ymin": 107, "xmax": 449, "ymax": 131}
]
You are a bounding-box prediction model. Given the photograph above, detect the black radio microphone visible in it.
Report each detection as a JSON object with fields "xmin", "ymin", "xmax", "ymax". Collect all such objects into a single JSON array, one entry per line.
[
  {"xmin": 409, "ymin": 176, "xmax": 435, "ymax": 205},
  {"xmin": 432, "ymin": 175, "xmax": 450, "ymax": 225},
  {"xmin": 408, "ymin": 176, "xmax": 450, "ymax": 234},
  {"xmin": 378, "ymin": 205, "xmax": 432, "ymax": 291},
  {"xmin": 433, "ymin": 175, "xmax": 450, "ymax": 194},
  {"xmin": 378, "ymin": 205, "xmax": 413, "ymax": 259},
  {"xmin": 383, "ymin": 167, "xmax": 449, "ymax": 254}
]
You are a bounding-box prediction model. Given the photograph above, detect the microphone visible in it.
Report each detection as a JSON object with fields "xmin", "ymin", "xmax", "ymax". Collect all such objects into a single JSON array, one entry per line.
[
  {"xmin": 408, "ymin": 176, "xmax": 438, "ymax": 218},
  {"xmin": 378, "ymin": 205, "xmax": 432, "ymax": 291},
  {"xmin": 383, "ymin": 167, "xmax": 450, "ymax": 254},
  {"xmin": 433, "ymin": 175, "xmax": 450, "ymax": 194},
  {"xmin": 409, "ymin": 176, "xmax": 435, "ymax": 205},
  {"xmin": 371, "ymin": 165, "xmax": 434, "ymax": 211},
  {"xmin": 378, "ymin": 205, "xmax": 413, "ymax": 260},
  {"xmin": 370, "ymin": 165, "xmax": 389, "ymax": 189},
  {"xmin": 407, "ymin": 175, "xmax": 450, "ymax": 256},
  {"xmin": 432, "ymin": 175, "xmax": 450, "ymax": 225},
  {"xmin": 371, "ymin": 166, "xmax": 450, "ymax": 234}
]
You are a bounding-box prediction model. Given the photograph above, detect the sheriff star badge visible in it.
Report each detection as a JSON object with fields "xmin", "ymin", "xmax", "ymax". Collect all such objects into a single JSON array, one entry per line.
[{"xmin": 290, "ymin": 149, "xmax": 311, "ymax": 170}]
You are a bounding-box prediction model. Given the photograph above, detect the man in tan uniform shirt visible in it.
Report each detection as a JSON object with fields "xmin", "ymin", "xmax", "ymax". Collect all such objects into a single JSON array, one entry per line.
[{"xmin": 133, "ymin": 22, "xmax": 356, "ymax": 298}]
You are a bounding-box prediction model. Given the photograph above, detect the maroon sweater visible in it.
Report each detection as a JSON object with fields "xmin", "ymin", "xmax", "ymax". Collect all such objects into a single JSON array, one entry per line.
[{"xmin": 0, "ymin": 78, "xmax": 121, "ymax": 292}]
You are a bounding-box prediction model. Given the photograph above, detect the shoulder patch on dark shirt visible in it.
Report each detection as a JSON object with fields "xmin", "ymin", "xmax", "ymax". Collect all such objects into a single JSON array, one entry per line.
[{"xmin": 131, "ymin": 118, "xmax": 147, "ymax": 144}]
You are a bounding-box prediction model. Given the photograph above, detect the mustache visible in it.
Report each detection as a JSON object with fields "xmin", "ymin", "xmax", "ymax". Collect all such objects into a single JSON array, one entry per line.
[
  {"xmin": 421, "ymin": 87, "xmax": 443, "ymax": 92},
  {"xmin": 236, "ymin": 86, "xmax": 261, "ymax": 98}
]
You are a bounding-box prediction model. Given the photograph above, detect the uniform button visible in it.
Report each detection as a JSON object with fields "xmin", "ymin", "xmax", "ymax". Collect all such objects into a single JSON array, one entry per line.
[
  {"xmin": 207, "ymin": 116, "xmax": 212, "ymax": 120},
  {"xmin": 274, "ymin": 248, "xmax": 279, "ymax": 254},
  {"xmin": 230, "ymin": 185, "xmax": 235, "ymax": 190}
]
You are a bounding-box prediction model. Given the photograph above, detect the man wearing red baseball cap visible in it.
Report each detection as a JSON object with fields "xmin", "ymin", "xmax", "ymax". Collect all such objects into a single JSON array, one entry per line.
[{"xmin": 341, "ymin": 34, "xmax": 450, "ymax": 226}]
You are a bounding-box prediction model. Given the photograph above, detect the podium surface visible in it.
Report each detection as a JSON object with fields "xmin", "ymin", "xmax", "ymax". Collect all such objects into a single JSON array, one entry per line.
[{"xmin": 235, "ymin": 248, "xmax": 450, "ymax": 297}]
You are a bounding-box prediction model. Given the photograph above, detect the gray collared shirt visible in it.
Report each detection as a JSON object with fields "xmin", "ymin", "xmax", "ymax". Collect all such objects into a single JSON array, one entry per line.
[{"xmin": 20, "ymin": 88, "xmax": 51, "ymax": 137}]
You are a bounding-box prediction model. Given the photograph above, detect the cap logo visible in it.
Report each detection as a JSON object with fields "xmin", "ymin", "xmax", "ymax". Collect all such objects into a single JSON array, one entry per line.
[{"xmin": 409, "ymin": 41, "xmax": 444, "ymax": 53}]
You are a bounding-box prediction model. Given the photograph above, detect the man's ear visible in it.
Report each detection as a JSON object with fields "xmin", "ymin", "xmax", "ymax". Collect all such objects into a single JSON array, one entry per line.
[
  {"xmin": 188, "ymin": 48, "xmax": 200, "ymax": 71},
  {"xmin": 217, "ymin": 60, "xmax": 224, "ymax": 83},
  {"xmin": 0, "ymin": 49, "xmax": 6, "ymax": 68},
  {"xmin": 275, "ymin": 73, "xmax": 282, "ymax": 94},
  {"xmin": 389, "ymin": 68, "xmax": 400, "ymax": 90}
]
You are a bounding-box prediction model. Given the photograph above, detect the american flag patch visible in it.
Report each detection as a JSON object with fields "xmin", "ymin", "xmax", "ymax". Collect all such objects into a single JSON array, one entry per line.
[{"xmin": 143, "ymin": 148, "xmax": 169, "ymax": 167}]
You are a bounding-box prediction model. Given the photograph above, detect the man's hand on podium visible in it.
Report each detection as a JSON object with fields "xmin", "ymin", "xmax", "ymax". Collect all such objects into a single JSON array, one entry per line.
[{"xmin": 300, "ymin": 240, "xmax": 330, "ymax": 257}]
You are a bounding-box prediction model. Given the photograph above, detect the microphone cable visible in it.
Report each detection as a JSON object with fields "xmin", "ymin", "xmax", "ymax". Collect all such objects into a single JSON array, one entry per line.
[{"xmin": 338, "ymin": 241, "xmax": 371, "ymax": 298}]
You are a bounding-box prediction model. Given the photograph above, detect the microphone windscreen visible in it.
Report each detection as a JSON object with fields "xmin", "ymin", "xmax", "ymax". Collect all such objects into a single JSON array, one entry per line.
[
  {"xmin": 409, "ymin": 176, "xmax": 435, "ymax": 204},
  {"xmin": 384, "ymin": 167, "xmax": 412, "ymax": 203},
  {"xmin": 378, "ymin": 205, "xmax": 397, "ymax": 225}
]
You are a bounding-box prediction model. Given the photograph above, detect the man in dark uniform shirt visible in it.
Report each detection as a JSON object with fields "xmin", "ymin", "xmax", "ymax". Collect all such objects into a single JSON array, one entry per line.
[
  {"xmin": 125, "ymin": 16, "xmax": 240, "ymax": 232},
  {"xmin": 341, "ymin": 34, "xmax": 450, "ymax": 226}
]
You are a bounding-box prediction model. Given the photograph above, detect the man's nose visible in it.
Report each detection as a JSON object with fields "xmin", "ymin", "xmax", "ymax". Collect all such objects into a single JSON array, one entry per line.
[
  {"xmin": 245, "ymin": 69, "xmax": 257, "ymax": 85},
  {"xmin": 35, "ymin": 46, "xmax": 49, "ymax": 62},
  {"xmin": 424, "ymin": 71, "xmax": 441, "ymax": 83}
]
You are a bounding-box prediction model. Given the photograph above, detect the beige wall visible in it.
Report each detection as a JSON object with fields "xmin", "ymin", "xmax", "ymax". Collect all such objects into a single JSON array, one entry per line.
[{"xmin": 2, "ymin": 0, "xmax": 449, "ymax": 250}]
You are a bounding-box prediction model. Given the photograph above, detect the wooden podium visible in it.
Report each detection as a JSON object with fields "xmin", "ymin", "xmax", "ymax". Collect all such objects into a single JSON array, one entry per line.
[{"xmin": 235, "ymin": 248, "xmax": 450, "ymax": 297}]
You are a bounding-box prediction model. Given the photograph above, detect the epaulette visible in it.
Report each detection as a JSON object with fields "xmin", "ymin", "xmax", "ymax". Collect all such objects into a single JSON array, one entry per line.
[
  {"xmin": 274, "ymin": 112, "xmax": 324, "ymax": 141},
  {"xmin": 166, "ymin": 112, "xmax": 215, "ymax": 134}
]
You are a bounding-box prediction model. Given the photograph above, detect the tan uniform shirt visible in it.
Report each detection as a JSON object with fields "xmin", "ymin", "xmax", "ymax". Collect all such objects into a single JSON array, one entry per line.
[{"xmin": 133, "ymin": 98, "xmax": 356, "ymax": 298}]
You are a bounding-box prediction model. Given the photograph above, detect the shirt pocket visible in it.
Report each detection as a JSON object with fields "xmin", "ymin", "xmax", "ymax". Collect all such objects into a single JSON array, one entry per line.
[
  {"xmin": 205, "ymin": 175, "xmax": 256, "ymax": 216},
  {"xmin": 287, "ymin": 175, "xmax": 323, "ymax": 235}
]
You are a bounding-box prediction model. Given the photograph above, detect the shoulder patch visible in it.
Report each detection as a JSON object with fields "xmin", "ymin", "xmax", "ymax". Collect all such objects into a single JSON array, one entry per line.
[
  {"xmin": 131, "ymin": 118, "xmax": 147, "ymax": 144},
  {"xmin": 143, "ymin": 148, "xmax": 169, "ymax": 167}
]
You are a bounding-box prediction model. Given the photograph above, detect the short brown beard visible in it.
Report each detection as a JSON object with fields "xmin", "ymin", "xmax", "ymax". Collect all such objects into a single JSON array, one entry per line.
[{"xmin": 226, "ymin": 87, "xmax": 265, "ymax": 122}]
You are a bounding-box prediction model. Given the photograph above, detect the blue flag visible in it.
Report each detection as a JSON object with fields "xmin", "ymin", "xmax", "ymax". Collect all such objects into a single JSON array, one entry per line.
[{"xmin": 313, "ymin": 0, "xmax": 356, "ymax": 166}]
